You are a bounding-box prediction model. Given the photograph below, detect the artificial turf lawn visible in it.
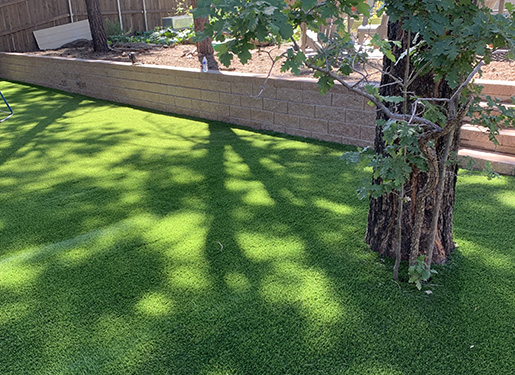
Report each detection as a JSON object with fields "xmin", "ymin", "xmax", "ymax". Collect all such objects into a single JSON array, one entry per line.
[{"xmin": 0, "ymin": 80, "xmax": 514, "ymax": 375}]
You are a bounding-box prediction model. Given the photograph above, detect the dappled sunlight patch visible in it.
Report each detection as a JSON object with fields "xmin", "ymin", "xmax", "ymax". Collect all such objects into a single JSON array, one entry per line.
[
  {"xmin": 455, "ymin": 237, "xmax": 514, "ymax": 270},
  {"xmin": 168, "ymin": 265, "xmax": 212, "ymax": 291},
  {"xmin": 280, "ymin": 188, "xmax": 306, "ymax": 206},
  {"xmin": 230, "ymin": 206, "xmax": 255, "ymax": 222},
  {"xmin": 225, "ymin": 178, "xmax": 275, "ymax": 206},
  {"xmin": 224, "ymin": 271, "xmax": 252, "ymax": 293},
  {"xmin": 170, "ymin": 166, "xmax": 205, "ymax": 185},
  {"xmin": 56, "ymin": 214, "xmax": 156, "ymax": 265},
  {"xmin": 456, "ymin": 173, "xmax": 509, "ymax": 188},
  {"xmin": 259, "ymin": 157, "xmax": 285, "ymax": 173},
  {"xmin": 238, "ymin": 233, "xmax": 305, "ymax": 262},
  {"xmin": 135, "ymin": 292, "xmax": 174, "ymax": 316},
  {"xmin": 0, "ymin": 264, "xmax": 42, "ymax": 288},
  {"xmin": 150, "ymin": 211, "xmax": 208, "ymax": 261},
  {"xmin": 313, "ymin": 197, "xmax": 353, "ymax": 216},
  {"xmin": 120, "ymin": 191, "xmax": 144, "ymax": 205},
  {"xmin": 224, "ymin": 145, "xmax": 251, "ymax": 177},
  {"xmin": 494, "ymin": 189, "xmax": 515, "ymax": 209},
  {"xmin": 260, "ymin": 260, "xmax": 344, "ymax": 325}
]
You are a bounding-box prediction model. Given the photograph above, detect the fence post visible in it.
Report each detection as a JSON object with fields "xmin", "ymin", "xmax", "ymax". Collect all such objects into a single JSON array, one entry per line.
[
  {"xmin": 142, "ymin": 0, "xmax": 149, "ymax": 31},
  {"xmin": 67, "ymin": 0, "xmax": 74, "ymax": 22},
  {"xmin": 116, "ymin": 0, "xmax": 124, "ymax": 30}
]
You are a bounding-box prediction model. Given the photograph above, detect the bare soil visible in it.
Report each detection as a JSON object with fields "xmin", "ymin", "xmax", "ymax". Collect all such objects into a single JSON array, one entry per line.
[{"xmin": 28, "ymin": 41, "xmax": 515, "ymax": 81}]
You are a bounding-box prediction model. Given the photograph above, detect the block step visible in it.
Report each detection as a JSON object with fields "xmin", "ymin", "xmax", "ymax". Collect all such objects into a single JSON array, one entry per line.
[
  {"xmin": 458, "ymin": 148, "xmax": 515, "ymax": 176},
  {"xmin": 460, "ymin": 124, "xmax": 515, "ymax": 155},
  {"xmin": 463, "ymin": 100, "xmax": 515, "ymax": 124},
  {"xmin": 475, "ymin": 79, "xmax": 515, "ymax": 101}
]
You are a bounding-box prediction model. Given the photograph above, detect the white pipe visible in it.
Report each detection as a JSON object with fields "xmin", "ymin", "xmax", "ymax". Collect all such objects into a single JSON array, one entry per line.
[
  {"xmin": 67, "ymin": 0, "xmax": 74, "ymax": 22},
  {"xmin": 142, "ymin": 0, "xmax": 148, "ymax": 31},
  {"xmin": 116, "ymin": 0, "xmax": 124, "ymax": 30}
]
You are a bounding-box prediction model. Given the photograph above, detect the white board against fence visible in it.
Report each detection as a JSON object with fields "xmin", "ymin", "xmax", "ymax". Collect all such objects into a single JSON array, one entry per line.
[{"xmin": 33, "ymin": 20, "xmax": 92, "ymax": 50}]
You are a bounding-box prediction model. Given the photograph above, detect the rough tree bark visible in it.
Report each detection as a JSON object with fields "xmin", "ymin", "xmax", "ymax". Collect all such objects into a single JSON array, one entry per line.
[
  {"xmin": 366, "ymin": 21, "xmax": 460, "ymax": 265},
  {"xmin": 191, "ymin": 0, "xmax": 219, "ymax": 70},
  {"xmin": 84, "ymin": 0, "xmax": 109, "ymax": 52}
]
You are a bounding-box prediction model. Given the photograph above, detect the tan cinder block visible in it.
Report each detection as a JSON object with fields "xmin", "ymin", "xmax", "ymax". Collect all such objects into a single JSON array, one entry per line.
[
  {"xmin": 177, "ymin": 87, "xmax": 202, "ymax": 100},
  {"xmin": 175, "ymin": 76, "xmax": 205, "ymax": 89},
  {"xmin": 272, "ymin": 78, "xmax": 306, "ymax": 90},
  {"xmin": 299, "ymin": 117, "xmax": 328, "ymax": 133},
  {"xmin": 261, "ymin": 123, "xmax": 285, "ymax": 133},
  {"xmin": 346, "ymin": 109, "xmax": 377, "ymax": 126},
  {"xmin": 329, "ymin": 83, "xmax": 350, "ymax": 94},
  {"xmin": 124, "ymin": 90, "xmax": 159, "ymax": 103},
  {"xmin": 167, "ymin": 85, "xmax": 180, "ymax": 96},
  {"xmin": 240, "ymin": 95, "xmax": 263, "ymax": 109},
  {"xmin": 170, "ymin": 69, "xmax": 203, "ymax": 81},
  {"xmin": 191, "ymin": 99, "xmax": 208, "ymax": 112},
  {"xmin": 363, "ymin": 100, "xmax": 377, "ymax": 111},
  {"xmin": 156, "ymin": 94, "xmax": 175, "ymax": 106},
  {"xmin": 342, "ymin": 137, "xmax": 373, "ymax": 148},
  {"xmin": 251, "ymin": 109, "xmax": 274, "ymax": 123},
  {"xmin": 328, "ymin": 122, "xmax": 360, "ymax": 138},
  {"xmin": 315, "ymin": 106, "xmax": 347, "ymax": 122},
  {"xmin": 219, "ymin": 93, "xmax": 241, "ymax": 106},
  {"xmin": 174, "ymin": 107, "xmax": 209, "ymax": 119},
  {"xmin": 133, "ymin": 81, "xmax": 168, "ymax": 95},
  {"xmin": 157, "ymin": 74, "xmax": 177, "ymax": 86},
  {"xmin": 252, "ymin": 84, "xmax": 277, "ymax": 99},
  {"xmin": 230, "ymin": 106, "xmax": 251, "ymax": 119},
  {"xmin": 263, "ymin": 98, "xmax": 288, "ymax": 113},
  {"xmin": 235, "ymin": 118, "xmax": 263, "ymax": 130},
  {"xmin": 274, "ymin": 113, "xmax": 300, "ymax": 127},
  {"xmin": 360, "ymin": 126, "xmax": 377, "ymax": 141},
  {"xmin": 231, "ymin": 82, "xmax": 254, "ymax": 95},
  {"xmin": 311, "ymin": 132, "xmax": 343, "ymax": 143},
  {"xmin": 205, "ymin": 79, "xmax": 232, "ymax": 93},
  {"xmin": 201, "ymin": 90, "xmax": 220, "ymax": 103},
  {"xmin": 206, "ymin": 103, "xmax": 230, "ymax": 115},
  {"xmin": 300, "ymin": 81, "xmax": 319, "ymax": 91},
  {"xmin": 284, "ymin": 128, "xmax": 312, "ymax": 138},
  {"xmin": 277, "ymin": 87, "xmax": 302, "ymax": 102},
  {"xmin": 175, "ymin": 97, "xmax": 193, "ymax": 109},
  {"xmin": 218, "ymin": 115, "xmax": 233, "ymax": 124},
  {"xmin": 302, "ymin": 90, "xmax": 332, "ymax": 106},
  {"xmin": 288, "ymin": 102, "xmax": 315, "ymax": 118},
  {"xmin": 332, "ymin": 93, "xmax": 364, "ymax": 108}
]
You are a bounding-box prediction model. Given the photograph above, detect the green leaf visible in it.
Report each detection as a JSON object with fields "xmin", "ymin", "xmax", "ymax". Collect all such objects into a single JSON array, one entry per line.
[{"xmin": 356, "ymin": 2, "xmax": 370, "ymax": 17}]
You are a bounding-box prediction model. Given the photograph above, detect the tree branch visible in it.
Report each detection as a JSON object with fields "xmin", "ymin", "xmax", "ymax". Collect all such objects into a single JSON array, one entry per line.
[{"xmin": 304, "ymin": 61, "xmax": 442, "ymax": 131}]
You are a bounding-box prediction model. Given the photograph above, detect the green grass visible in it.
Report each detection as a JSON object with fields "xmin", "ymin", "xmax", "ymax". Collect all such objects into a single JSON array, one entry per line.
[{"xmin": 0, "ymin": 80, "xmax": 514, "ymax": 375}]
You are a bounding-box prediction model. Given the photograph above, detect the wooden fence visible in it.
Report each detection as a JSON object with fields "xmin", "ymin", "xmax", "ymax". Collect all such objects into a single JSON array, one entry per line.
[{"xmin": 0, "ymin": 0, "xmax": 191, "ymax": 52}]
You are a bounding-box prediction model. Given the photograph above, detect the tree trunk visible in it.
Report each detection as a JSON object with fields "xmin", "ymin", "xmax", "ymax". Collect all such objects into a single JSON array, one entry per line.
[
  {"xmin": 191, "ymin": 0, "xmax": 219, "ymax": 70},
  {"xmin": 84, "ymin": 0, "xmax": 109, "ymax": 53},
  {"xmin": 365, "ymin": 21, "xmax": 459, "ymax": 265}
]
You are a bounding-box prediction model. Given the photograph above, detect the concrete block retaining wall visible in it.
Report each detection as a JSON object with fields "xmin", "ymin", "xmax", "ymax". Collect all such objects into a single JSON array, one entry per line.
[{"xmin": 0, "ymin": 53, "xmax": 376, "ymax": 147}]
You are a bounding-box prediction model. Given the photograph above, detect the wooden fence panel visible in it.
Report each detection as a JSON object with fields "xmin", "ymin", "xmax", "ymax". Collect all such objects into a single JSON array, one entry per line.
[{"xmin": 0, "ymin": 0, "xmax": 190, "ymax": 52}]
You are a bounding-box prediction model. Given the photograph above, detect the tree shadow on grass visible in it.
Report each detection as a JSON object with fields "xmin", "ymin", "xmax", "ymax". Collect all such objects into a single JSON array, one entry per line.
[{"xmin": 1, "ymin": 81, "xmax": 514, "ymax": 375}]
